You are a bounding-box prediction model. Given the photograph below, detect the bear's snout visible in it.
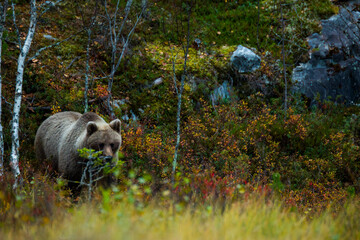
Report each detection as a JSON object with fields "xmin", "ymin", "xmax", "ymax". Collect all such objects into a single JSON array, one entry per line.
[{"xmin": 103, "ymin": 145, "xmax": 113, "ymax": 157}]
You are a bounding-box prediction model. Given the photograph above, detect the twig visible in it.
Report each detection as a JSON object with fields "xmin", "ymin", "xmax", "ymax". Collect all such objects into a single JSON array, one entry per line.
[
  {"xmin": 39, "ymin": 0, "xmax": 63, "ymax": 18},
  {"xmin": 77, "ymin": 151, "xmax": 113, "ymax": 201},
  {"xmin": 114, "ymin": 7, "xmax": 144, "ymax": 72},
  {"xmin": 172, "ymin": 47, "xmax": 178, "ymax": 95},
  {"xmin": 11, "ymin": 0, "xmax": 22, "ymax": 49},
  {"xmin": 27, "ymin": 29, "xmax": 85, "ymax": 64},
  {"xmin": 105, "ymin": 2, "xmax": 145, "ymax": 118},
  {"xmin": 65, "ymin": 56, "xmax": 80, "ymax": 71}
]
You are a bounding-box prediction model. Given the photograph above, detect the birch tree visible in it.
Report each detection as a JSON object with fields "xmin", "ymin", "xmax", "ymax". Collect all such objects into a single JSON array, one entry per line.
[
  {"xmin": 171, "ymin": 1, "xmax": 192, "ymax": 188},
  {"xmin": 84, "ymin": 27, "xmax": 92, "ymax": 113},
  {"xmin": 75, "ymin": 0, "xmax": 100, "ymax": 113},
  {"xmin": 103, "ymin": 0, "xmax": 144, "ymax": 118},
  {"xmin": 8, "ymin": 0, "xmax": 63, "ymax": 187},
  {"xmin": 280, "ymin": 0, "xmax": 287, "ymax": 114},
  {"xmin": 10, "ymin": 0, "xmax": 37, "ymax": 188},
  {"xmin": 0, "ymin": 0, "xmax": 8, "ymax": 178}
]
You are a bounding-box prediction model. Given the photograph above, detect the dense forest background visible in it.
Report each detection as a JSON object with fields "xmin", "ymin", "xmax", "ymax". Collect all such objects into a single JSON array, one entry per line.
[{"xmin": 0, "ymin": 0, "xmax": 360, "ymax": 239}]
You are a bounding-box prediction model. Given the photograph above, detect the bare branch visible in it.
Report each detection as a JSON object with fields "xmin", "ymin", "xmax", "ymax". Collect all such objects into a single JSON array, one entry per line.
[
  {"xmin": 171, "ymin": 47, "xmax": 178, "ymax": 95},
  {"xmin": 39, "ymin": 0, "xmax": 63, "ymax": 18},
  {"xmin": 2, "ymin": 96, "xmax": 13, "ymax": 107},
  {"xmin": 116, "ymin": 0, "xmax": 133, "ymax": 41},
  {"xmin": 112, "ymin": 0, "xmax": 122, "ymax": 41},
  {"xmin": 105, "ymin": 2, "xmax": 144, "ymax": 118},
  {"xmin": 114, "ymin": 8, "xmax": 144, "ymax": 71},
  {"xmin": 11, "ymin": 1, "xmax": 22, "ymax": 49},
  {"xmin": 77, "ymin": 151, "xmax": 115, "ymax": 201},
  {"xmin": 65, "ymin": 56, "xmax": 80, "ymax": 71},
  {"xmin": 104, "ymin": 1, "xmax": 115, "ymax": 55},
  {"xmin": 27, "ymin": 29, "xmax": 84, "ymax": 64}
]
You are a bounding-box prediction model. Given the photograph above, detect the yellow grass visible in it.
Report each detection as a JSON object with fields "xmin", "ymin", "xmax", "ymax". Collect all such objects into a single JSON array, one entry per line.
[{"xmin": 2, "ymin": 199, "xmax": 359, "ymax": 240}]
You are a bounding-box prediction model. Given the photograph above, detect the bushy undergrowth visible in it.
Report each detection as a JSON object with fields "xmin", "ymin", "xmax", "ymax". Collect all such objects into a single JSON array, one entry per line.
[{"xmin": 119, "ymin": 94, "xmax": 360, "ymax": 214}]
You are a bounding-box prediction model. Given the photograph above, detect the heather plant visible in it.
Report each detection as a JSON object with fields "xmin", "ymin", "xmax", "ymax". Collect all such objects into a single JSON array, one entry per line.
[
  {"xmin": 284, "ymin": 182, "xmax": 349, "ymax": 215},
  {"xmin": 115, "ymin": 89, "xmax": 360, "ymax": 213},
  {"xmin": 176, "ymin": 94, "xmax": 359, "ymax": 207},
  {"xmin": 0, "ymin": 170, "xmax": 71, "ymax": 227},
  {"xmin": 121, "ymin": 125, "xmax": 175, "ymax": 181},
  {"xmin": 180, "ymin": 94, "xmax": 279, "ymax": 181}
]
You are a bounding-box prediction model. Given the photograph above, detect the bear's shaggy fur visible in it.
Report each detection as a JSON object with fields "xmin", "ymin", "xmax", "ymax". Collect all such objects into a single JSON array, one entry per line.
[{"xmin": 34, "ymin": 111, "xmax": 122, "ymax": 184}]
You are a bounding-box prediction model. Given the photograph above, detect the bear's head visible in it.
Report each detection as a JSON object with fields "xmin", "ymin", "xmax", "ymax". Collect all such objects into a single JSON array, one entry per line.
[{"xmin": 85, "ymin": 119, "xmax": 122, "ymax": 162}]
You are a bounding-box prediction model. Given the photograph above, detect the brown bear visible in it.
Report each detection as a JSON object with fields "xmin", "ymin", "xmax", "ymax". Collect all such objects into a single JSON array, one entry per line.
[{"xmin": 34, "ymin": 111, "xmax": 122, "ymax": 190}]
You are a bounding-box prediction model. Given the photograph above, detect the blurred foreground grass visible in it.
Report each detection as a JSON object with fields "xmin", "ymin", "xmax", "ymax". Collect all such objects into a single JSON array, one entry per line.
[{"xmin": 2, "ymin": 197, "xmax": 359, "ymax": 240}]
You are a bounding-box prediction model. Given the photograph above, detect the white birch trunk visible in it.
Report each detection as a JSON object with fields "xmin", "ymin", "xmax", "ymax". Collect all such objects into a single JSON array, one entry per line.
[
  {"xmin": 171, "ymin": 6, "xmax": 191, "ymax": 186},
  {"xmin": 0, "ymin": 0, "xmax": 8, "ymax": 178},
  {"xmin": 10, "ymin": 0, "xmax": 37, "ymax": 188},
  {"xmin": 172, "ymin": 74, "xmax": 185, "ymax": 182},
  {"xmin": 84, "ymin": 28, "xmax": 91, "ymax": 113}
]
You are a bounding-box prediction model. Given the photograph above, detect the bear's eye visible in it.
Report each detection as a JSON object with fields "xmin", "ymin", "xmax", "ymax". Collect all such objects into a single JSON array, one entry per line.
[
  {"xmin": 110, "ymin": 143, "xmax": 118, "ymax": 151},
  {"xmin": 99, "ymin": 143, "xmax": 105, "ymax": 149},
  {"xmin": 90, "ymin": 143, "xmax": 100, "ymax": 150}
]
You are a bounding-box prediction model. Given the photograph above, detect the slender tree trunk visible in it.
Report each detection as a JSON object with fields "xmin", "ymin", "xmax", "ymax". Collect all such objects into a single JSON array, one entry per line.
[
  {"xmin": 280, "ymin": 0, "xmax": 287, "ymax": 114},
  {"xmin": 171, "ymin": 2, "xmax": 192, "ymax": 187},
  {"xmin": 172, "ymin": 74, "xmax": 186, "ymax": 185},
  {"xmin": 142, "ymin": 0, "xmax": 147, "ymax": 11},
  {"xmin": 171, "ymin": 2, "xmax": 192, "ymax": 217},
  {"xmin": 10, "ymin": 0, "xmax": 37, "ymax": 188},
  {"xmin": 84, "ymin": 28, "xmax": 91, "ymax": 113},
  {"xmin": 107, "ymin": 72, "xmax": 115, "ymax": 119},
  {"xmin": 0, "ymin": 0, "xmax": 8, "ymax": 178},
  {"xmin": 77, "ymin": 1, "xmax": 98, "ymax": 114},
  {"xmin": 256, "ymin": 0, "xmax": 260, "ymax": 49}
]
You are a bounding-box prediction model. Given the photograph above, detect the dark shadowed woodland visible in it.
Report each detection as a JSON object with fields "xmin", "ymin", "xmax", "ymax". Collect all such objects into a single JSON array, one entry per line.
[{"xmin": 0, "ymin": 0, "xmax": 360, "ymax": 239}]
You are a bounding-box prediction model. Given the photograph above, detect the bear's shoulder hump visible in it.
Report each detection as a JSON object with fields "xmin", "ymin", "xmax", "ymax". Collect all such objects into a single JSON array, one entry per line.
[{"xmin": 80, "ymin": 112, "xmax": 103, "ymax": 123}]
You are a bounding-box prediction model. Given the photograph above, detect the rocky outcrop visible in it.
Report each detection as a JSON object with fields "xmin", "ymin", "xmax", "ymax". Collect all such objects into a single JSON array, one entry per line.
[
  {"xmin": 230, "ymin": 45, "xmax": 261, "ymax": 73},
  {"xmin": 292, "ymin": 5, "xmax": 360, "ymax": 104},
  {"xmin": 210, "ymin": 81, "xmax": 232, "ymax": 106},
  {"xmin": 209, "ymin": 45, "xmax": 261, "ymax": 105}
]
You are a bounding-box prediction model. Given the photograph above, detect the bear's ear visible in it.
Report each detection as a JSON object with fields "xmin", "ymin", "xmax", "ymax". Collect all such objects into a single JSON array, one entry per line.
[
  {"xmin": 110, "ymin": 119, "xmax": 121, "ymax": 133},
  {"xmin": 86, "ymin": 121, "xmax": 98, "ymax": 135}
]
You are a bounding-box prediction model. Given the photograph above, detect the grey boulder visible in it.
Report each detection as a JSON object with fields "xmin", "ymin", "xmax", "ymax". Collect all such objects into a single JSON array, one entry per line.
[{"xmin": 230, "ymin": 45, "xmax": 261, "ymax": 73}]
